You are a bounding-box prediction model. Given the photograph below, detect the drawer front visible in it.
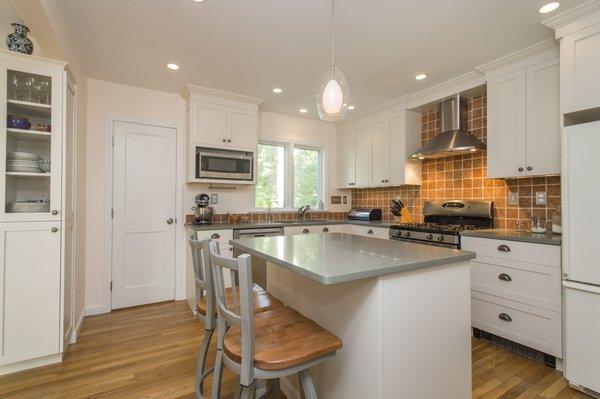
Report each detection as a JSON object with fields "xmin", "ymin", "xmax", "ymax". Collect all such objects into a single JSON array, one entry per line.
[
  {"xmin": 348, "ymin": 225, "xmax": 389, "ymax": 239},
  {"xmin": 471, "ymin": 291, "xmax": 562, "ymax": 357},
  {"xmin": 196, "ymin": 229, "xmax": 233, "ymax": 241},
  {"xmin": 462, "ymin": 236, "xmax": 560, "ymax": 267},
  {"xmin": 471, "ymin": 261, "xmax": 561, "ymax": 312}
]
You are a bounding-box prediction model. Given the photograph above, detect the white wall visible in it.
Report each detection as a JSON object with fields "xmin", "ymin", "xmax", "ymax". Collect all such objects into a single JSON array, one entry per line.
[
  {"xmin": 85, "ymin": 78, "xmax": 185, "ymax": 313},
  {"xmin": 184, "ymin": 110, "xmax": 351, "ymax": 215}
]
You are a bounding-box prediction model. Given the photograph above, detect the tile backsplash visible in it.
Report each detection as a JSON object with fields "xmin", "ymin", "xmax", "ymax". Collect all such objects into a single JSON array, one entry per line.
[{"xmin": 352, "ymin": 94, "xmax": 562, "ymax": 230}]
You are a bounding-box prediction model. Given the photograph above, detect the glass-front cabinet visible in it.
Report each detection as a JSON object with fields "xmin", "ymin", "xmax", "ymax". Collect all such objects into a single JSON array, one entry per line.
[{"xmin": 0, "ymin": 52, "xmax": 64, "ymax": 221}]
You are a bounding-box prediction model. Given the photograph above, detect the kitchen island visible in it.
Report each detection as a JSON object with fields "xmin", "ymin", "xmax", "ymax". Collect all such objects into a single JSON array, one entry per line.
[{"xmin": 230, "ymin": 233, "xmax": 476, "ymax": 399}]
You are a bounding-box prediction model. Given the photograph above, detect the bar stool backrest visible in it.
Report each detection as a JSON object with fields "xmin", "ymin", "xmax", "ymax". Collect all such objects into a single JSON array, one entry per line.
[
  {"xmin": 206, "ymin": 239, "xmax": 256, "ymax": 385},
  {"xmin": 189, "ymin": 237, "xmax": 216, "ymax": 330}
]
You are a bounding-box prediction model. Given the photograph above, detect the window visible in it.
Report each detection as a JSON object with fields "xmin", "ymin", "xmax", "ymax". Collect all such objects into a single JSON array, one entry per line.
[{"xmin": 254, "ymin": 142, "xmax": 322, "ymax": 209}]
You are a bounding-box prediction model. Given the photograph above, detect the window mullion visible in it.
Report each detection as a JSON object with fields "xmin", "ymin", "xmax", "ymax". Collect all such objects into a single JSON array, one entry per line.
[{"xmin": 286, "ymin": 143, "xmax": 294, "ymax": 209}]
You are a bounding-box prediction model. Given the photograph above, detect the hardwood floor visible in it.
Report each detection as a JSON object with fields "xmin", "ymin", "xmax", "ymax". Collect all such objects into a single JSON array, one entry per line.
[{"xmin": 0, "ymin": 300, "xmax": 591, "ymax": 399}]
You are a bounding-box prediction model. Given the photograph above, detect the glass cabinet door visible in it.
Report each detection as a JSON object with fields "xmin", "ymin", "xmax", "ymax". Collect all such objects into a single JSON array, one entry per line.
[{"xmin": 0, "ymin": 60, "xmax": 63, "ymax": 221}]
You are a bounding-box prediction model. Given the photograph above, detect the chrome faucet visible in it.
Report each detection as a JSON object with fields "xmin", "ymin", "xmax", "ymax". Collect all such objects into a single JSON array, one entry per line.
[
  {"xmin": 267, "ymin": 200, "xmax": 279, "ymax": 222},
  {"xmin": 297, "ymin": 205, "xmax": 311, "ymax": 221}
]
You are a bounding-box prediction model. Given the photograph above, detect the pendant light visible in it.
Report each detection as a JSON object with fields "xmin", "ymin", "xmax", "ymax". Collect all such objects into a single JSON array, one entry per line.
[{"xmin": 316, "ymin": 0, "xmax": 349, "ymax": 122}]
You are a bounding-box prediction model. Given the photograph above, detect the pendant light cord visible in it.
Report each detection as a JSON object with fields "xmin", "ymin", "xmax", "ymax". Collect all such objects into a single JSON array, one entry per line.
[{"xmin": 330, "ymin": 0, "xmax": 335, "ymax": 70}]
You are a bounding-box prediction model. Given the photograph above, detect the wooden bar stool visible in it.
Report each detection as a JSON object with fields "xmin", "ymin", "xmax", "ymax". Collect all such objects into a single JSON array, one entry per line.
[
  {"xmin": 188, "ymin": 237, "xmax": 282, "ymax": 399},
  {"xmin": 206, "ymin": 239, "xmax": 343, "ymax": 399}
]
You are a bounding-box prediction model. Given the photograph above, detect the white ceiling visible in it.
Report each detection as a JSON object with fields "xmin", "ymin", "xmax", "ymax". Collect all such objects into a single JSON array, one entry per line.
[{"xmin": 50, "ymin": 0, "xmax": 584, "ymax": 119}]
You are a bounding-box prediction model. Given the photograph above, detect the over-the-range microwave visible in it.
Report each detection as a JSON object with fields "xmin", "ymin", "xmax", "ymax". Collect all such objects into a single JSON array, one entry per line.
[{"xmin": 195, "ymin": 147, "xmax": 254, "ymax": 181}]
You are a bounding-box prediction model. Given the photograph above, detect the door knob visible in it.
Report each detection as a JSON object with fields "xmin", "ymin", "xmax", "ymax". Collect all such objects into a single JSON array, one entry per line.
[
  {"xmin": 51, "ymin": 210, "xmax": 58, "ymax": 215},
  {"xmin": 166, "ymin": 218, "xmax": 174, "ymax": 225}
]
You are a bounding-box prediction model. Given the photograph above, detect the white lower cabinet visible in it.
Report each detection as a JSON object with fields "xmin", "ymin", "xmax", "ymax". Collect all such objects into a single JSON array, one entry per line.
[
  {"xmin": 0, "ymin": 222, "xmax": 61, "ymax": 366},
  {"xmin": 345, "ymin": 225, "xmax": 389, "ymax": 239},
  {"xmin": 462, "ymin": 236, "xmax": 562, "ymax": 357}
]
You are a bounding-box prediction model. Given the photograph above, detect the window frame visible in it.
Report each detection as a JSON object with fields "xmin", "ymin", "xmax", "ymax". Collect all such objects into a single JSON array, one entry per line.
[{"xmin": 254, "ymin": 140, "xmax": 324, "ymax": 211}]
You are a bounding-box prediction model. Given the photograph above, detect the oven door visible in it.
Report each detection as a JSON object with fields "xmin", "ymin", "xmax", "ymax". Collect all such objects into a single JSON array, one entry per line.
[{"xmin": 196, "ymin": 149, "xmax": 253, "ymax": 180}]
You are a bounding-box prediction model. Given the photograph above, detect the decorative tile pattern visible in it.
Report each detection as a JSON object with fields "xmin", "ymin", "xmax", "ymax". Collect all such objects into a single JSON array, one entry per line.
[
  {"xmin": 352, "ymin": 94, "xmax": 562, "ymax": 230},
  {"xmin": 185, "ymin": 211, "xmax": 348, "ymax": 225}
]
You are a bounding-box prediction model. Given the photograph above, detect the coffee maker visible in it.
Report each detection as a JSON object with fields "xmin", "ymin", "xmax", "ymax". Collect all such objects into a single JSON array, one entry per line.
[{"xmin": 192, "ymin": 193, "xmax": 214, "ymax": 225}]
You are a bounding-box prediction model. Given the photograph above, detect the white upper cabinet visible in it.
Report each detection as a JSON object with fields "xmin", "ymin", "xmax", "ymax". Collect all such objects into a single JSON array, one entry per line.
[
  {"xmin": 337, "ymin": 108, "xmax": 421, "ymax": 189},
  {"xmin": 560, "ymin": 23, "xmax": 600, "ymax": 114},
  {"xmin": 485, "ymin": 54, "xmax": 560, "ymax": 179},
  {"xmin": 227, "ymin": 108, "xmax": 257, "ymax": 150},
  {"xmin": 338, "ymin": 130, "xmax": 356, "ymax": 188},
  {"xmin": 190, "ymin": 101, "xmax": 227, "ymax": 146}
]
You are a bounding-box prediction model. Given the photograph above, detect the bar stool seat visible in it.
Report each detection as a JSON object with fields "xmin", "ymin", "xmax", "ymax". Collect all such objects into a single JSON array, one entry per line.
[
  {"xmin": 223, "ymin": 306, "xmax": 343, "ymax": 370},
  {"xmin": 196, "ymin": 284, "xmax": 282, "ymax": 316}
]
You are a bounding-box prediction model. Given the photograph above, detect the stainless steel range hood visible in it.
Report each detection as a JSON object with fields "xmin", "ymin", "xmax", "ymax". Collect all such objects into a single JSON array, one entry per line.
[{"xmin": 411, "ymin": 94, "xmax": 486, "ymax": 160}]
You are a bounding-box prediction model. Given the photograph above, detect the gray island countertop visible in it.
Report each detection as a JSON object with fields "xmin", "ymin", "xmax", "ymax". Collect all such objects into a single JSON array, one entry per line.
[
  {"xmin": 460, "ymin": 229, "xmax": 562, "ymax": 246},
  {"xmin": 229, "ymin": 233, "xmax": 475, "ymax": 285}
]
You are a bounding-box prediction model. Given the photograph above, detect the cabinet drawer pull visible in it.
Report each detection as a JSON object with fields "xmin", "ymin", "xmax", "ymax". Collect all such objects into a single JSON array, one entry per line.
[
  {"xmin": 497, "ymin": 244, "xmax": 511, "ymax": 252},
  {"xmin": 211, "ymin": 233, "xmax": 221, "ymax": 239},
  {"xmin": 51, "ymin": 210, "xmax": 58, "ymax": 215},
  {"xmin": 367, "ymin": 229, "xmax": 374, "ymax": 235},
  {"xmin": 527, "ymin": 166, "xmax": 533, "ymax": 171},
  {"xmin": 302, "ymin": 228, "xmax": 309, "ymax": 234},
  {"xmin": 323, "ymin": 227, "xmax": 329, "ymax": 232},
  {"xmin": 51, "ymin": 227, "xmax": 58, "ymax": 233},
  {"xmin": 518, "ymin": 167, "xmax": 524, "ymax": 172},
  {"xmin": 498, "ymin": 273, "xmax": 512, "ymax": 282},
  {"xmin": 498, "ymin": 313, "xmax": 512, "ymax": 322}
]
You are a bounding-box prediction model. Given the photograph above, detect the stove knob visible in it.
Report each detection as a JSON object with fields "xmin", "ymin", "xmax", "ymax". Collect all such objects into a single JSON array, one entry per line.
[
  {"xmin": 426, "ymin": 233, "xmax": 433, "ymax": 240},
  {"xmin": 438, "ymin": 235, "xmax": 445, "ymax": 242},
  {"xmin": 404, "ymin": 231, "xmax": 411, "ymax": 238}
]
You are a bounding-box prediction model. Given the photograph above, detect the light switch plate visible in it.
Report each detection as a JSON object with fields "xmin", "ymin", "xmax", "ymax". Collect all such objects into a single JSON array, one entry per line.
[
  {"xmin": 535, "ymin": 191, "xmax": 547, "ymax": 205},
  {"xmin": 211, "ymin": 193, "xmax": 218, "ymax": 204},
  {"xmin": 508, "ymin": 192, "xmax": 519, "ymax": 205}
]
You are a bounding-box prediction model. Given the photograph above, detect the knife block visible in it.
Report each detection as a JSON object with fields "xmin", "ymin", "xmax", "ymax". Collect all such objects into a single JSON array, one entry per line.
[{"xmin": 397, "ymin": 208, "xmax": 414, "ymax": 223}]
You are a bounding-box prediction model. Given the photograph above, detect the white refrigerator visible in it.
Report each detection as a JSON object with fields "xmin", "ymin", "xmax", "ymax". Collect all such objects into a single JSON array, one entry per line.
[{"xmin": 563, "ymin": 119, "xmax": 600, "ymax": 397}]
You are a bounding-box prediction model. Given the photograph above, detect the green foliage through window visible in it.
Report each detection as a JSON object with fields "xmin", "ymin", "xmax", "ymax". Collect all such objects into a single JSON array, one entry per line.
[
  {"xmin": 294, "ymin": 148, "xmax": 319, "ymax": 207},
  {"xmin": 255, "ymin": 144, "xmax": 285, "ymax": 208}
]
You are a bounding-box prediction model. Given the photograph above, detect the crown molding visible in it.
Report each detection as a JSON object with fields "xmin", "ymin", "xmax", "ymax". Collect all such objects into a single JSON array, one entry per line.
[
  {"xmin": 475, "ymin": 39, "xmax": 557, "ymax": 76},
  {"xmin": 407, "ymin": 70, "xmax": 485, "ymax": 109},
  {"xmin": 0, "ymin": 48, "xmax": 66, "ymax": 69},
  {"xmin": 183, "ymin": 83, "xmax": 264, "ymax": 105},
  {"xmin": 542, "ymin": 0, "xmax": 600, "ymax": 34},
  {"xmin": 335, "ymin": 95, "xmax": 409, "ymax": 127}
]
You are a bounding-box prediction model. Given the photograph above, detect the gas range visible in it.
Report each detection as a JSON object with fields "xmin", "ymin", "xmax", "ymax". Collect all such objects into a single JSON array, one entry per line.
[{"xmin": 389, "ymin": 200, "xmax": 493, "ymax": 249}]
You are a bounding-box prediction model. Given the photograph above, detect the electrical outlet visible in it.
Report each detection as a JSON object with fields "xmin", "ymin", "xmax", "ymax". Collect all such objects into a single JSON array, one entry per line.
[
  {"xmin": 343, "ymin": 196, "xmax": 347, "ymax": 204},
  {"xmin": 508, "ymin": 192, "xmax": 519, "ymax": 205},
  {"xmin": 535, "ymin": 191, "xmax": 547, "ymax": 205},
  {"xmin": 211, "ymin": 193, "xmax": 218, "ymax": 204}
]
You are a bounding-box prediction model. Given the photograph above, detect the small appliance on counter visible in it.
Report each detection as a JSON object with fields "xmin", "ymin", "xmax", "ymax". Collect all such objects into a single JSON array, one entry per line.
[
  {"xmin": 348, "ymin": 208, "xmax": 382, "ymax": 221},
  {"xmin": 192, "ymin": 193, "xmax": 214, "ymax": 225}
]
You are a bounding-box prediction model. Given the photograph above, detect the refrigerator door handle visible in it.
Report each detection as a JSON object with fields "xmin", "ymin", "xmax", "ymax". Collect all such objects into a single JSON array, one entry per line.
[{"xmin": 563, "ymin": 280, "xmax": 600, "ymax": 294}]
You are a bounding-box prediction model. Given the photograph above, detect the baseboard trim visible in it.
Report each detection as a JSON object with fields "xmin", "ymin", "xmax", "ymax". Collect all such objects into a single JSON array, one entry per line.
[
  {"xmin": 85, "ymin": 305, "xmax": 109, "ymax": 316},
  {"xmin": 71, "ymin": 310, "xmax": 86, "ymax": 344},
  {"xmin": 280, "ymin": 376, "xmax": 300, "ymax": 399},
  {"xmin": 0, "ymin": 353, "xmax": 62, "ymax": 376}
]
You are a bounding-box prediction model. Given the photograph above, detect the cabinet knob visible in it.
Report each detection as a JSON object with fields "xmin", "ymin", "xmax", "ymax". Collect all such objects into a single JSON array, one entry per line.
[
  {"xmin": 498, "ymin": 313, "xmax": 512, "ymax": 322},
  {"xmin": 51, "ymin": 210, "xmax": 58, "ymax": 215},
  {"xmin": 211, "ymin": 233, "xmax": 221, "ymax": 239},
  {"xmin": 222, "ymin": 138, "xmax": 226, "ymax": 142},
  {"xmin": 51, "ymin": 227, "xmax": 58, "ymax": 233},
  {"xmin": 497, "ymin": 244, "xmax": 511, "ymax": 252},
  {"xmin": 527, "ymin": 166, "xmax": 533, "ymax": 171},
  {"xmin": 518, "ymin": 167, "xmax": 524, "ymax": 172},
  {"xmin": 498, "ymin": 273, "xmax": 512, "ymax": 282},
  {"xmin": 367, "ymin": 229, "xmax": 374, "ymax": 235},
  {"xmin": 323, "ymin": 227, "xmax": 329, "ymax": 232},
  {"xmin": 166, "ymin": 218, "xmax": 174, "ymax": 225},
  {"xmin": 227, "ymin": 139, "xmax": 231, "ymax": 143},
  {"xmin": 229, "ymin": 247, "xmax": 233, "ymax": 251},
  {"xmin": 302, "ymin": 228, "xmax": 309, "ymax": 234}
]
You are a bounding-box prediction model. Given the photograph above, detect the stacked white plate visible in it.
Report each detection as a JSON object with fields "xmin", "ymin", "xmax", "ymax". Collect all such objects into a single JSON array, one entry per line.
[
  {"xmin": 6, "ymin": 152, "xmax": 42, "ymax": 173},
  {"xmin": 7, "ymin": 200, "xmax": 50, "ymax": 213}
]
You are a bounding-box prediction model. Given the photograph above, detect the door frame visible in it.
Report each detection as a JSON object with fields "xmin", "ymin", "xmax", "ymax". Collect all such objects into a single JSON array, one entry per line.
[{"xmin": 101, "ymin": 114, "xmax": 184, "ymax": 314}]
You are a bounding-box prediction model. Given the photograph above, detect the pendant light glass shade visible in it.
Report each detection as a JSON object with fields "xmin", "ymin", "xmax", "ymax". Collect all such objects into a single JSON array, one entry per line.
[{"xmin": 316, "ymin": 66, "xmax": 349, "ymax": 121}]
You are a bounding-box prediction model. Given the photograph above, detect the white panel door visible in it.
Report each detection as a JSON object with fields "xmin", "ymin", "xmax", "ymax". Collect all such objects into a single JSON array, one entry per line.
[
  {"xmin": 487, "ymin": 70, "xmax": 527, "ymax": 178},
  {"xmin": 355, "ymin": 126, "xmax": 372, "ymax": 187},
  {"xmin": 227, "ymin": 108, "xmax": 257, "ymax": 150},
  {"xmin": 192, "ymin": 101, "xmax": 227, "ymax": 146},
  {"xmin": 371, "ymin": 120, "xmax": 389, "ymax": 186},
  {"xmin": 338, "ymin": 131, "xmax": 355, "ymax": 188},
  {"xmin": 112, "ymin": 121, "xmax": 177, "ymax": 309},
  {"xmin": 0, "ymin": 221, "xmax": 60, "ymax": 364},
  {"xmin": 526, "ymin": 60, "xmax": 560, "ymax": 176},
  {"xmin": 565, "ymin": 121, "xmax": 600, "ymax": 286}
]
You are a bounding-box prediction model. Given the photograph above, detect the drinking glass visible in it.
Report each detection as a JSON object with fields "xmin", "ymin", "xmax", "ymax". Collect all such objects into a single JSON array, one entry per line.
[
  {"xmin": 22, "ymin": 76, "xmax": 35, "ymax": 102},
  {"xmin": 39, "ymin": 80, "xmax": 50, "ymax": 104},
  {"xmin": 10, "ymin": 74, "xmax": 22, "ymax": 100}
]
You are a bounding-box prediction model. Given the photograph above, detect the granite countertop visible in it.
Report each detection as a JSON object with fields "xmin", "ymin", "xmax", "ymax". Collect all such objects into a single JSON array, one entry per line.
[
  {"xmin": 229, "ymin": 233, "xmax": 475, "ymax": 285},
  {"xmin": 185, "ymin": 219, "xmax": 396, "ymax": 231},
  {"xmin": 460, "ymin": 229, "xmax": 562, "ymax": 246}
]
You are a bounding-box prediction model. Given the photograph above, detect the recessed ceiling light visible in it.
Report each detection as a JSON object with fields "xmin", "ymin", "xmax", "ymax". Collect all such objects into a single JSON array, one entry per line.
[
  {"xmin": 347, "ymin": 105, "xmax": 356, "ymax": 110},
  {"xmin": 272, "ymin": 88, "xmax": 283, "ymax": 94},
  {"xmin": 299, "ymin": 108, "xmax": 308, "ymax": 114},
  {"xmin": 539, "ymin": 2, "xmax": 560, "ymax": 13},
  {"xmin": 166, "ymin": 63, "xmax": 180, "ymax": 70},
  {"xmin": 415, "ymin": 74, "xmax": 427, "ymax": 81},
  {"xmin": 191, "ymin": 0, "xmax": 206, "ymax": 2}
]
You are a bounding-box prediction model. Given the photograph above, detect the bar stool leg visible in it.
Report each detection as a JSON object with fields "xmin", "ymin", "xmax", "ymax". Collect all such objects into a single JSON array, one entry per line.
[
  {"xmin": 238, "ymin": 381, "xmax": 256, "ymax": 399},
  {"xmin": 298, "ymin": 369, "xmax": 318, "ymax": 399},
  {"xmin": 196, "ymin": 328, "xmax": 214, "ymax": 398},
  {"xmin": 211, "ymin": 349, "xmax": 224, "ymax": 399},
  {"xmin": 272, "ymin": 378, "xmax": 281, "ymax": 399}
]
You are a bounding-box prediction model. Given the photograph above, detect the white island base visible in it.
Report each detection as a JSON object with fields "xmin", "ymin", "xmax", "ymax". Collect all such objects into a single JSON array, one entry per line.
[{"xmin": 266, "ymin": 259, "xmax": 472, "ymax": 399}]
